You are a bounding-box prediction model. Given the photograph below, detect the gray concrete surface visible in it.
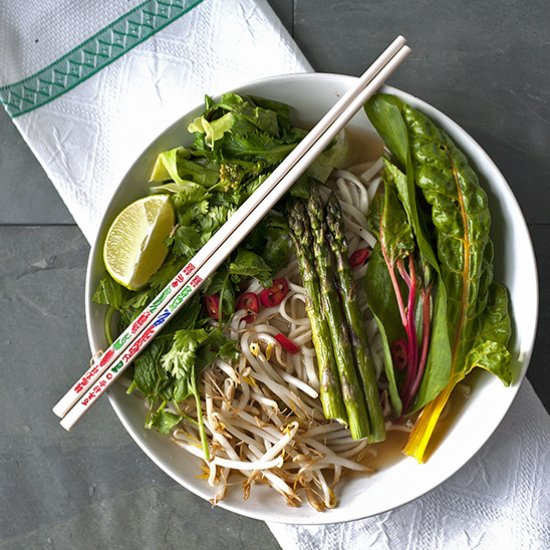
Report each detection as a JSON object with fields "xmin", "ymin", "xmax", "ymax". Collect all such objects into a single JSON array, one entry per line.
[{"xmin": 1, "ymin": 1, "xmax": 549, "ymax": 549}]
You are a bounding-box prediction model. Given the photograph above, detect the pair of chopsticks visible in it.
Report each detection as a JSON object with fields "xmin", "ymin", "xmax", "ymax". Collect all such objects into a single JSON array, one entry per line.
[{"xmin": 54, "ymin": 35, "xmax": 410, "ymax": 430}]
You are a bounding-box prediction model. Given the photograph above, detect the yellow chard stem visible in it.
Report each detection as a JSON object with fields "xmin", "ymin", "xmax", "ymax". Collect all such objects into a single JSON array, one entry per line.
[{"xmin": 403, "ymin": 377, "xmax": 461, "ymax": 462}]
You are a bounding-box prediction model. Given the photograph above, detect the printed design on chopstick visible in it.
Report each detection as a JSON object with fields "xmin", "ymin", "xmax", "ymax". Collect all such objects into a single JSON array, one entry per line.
[{"xmin": 0, "ymin": 0, "xmax": 205, "ymax": 118}]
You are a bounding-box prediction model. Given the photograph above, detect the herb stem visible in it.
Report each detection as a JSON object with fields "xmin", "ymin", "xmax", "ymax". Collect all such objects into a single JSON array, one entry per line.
[
  {"xmin": 104, "ymin": 306, "xmax": 116, "ymax": 345},
  {"xmin": 191, "ymin": 367, "xmax": 210, "ymax": 462}
]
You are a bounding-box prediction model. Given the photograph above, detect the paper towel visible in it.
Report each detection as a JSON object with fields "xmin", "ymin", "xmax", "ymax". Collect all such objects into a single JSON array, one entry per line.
[{"xmin": 0, "ymin": 0, "xmax": 311, "ymax": 243}]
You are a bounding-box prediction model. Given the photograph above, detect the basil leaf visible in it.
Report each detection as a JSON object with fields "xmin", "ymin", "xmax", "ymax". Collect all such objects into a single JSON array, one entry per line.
[
  {"xmin": 134, "ymin": 341, "xmax": 165, "ymax": 396},
  {"xmin": 92, "ymin": 274, "xmax": 128, "ymax": 310},
  {"xmin": 229, "ymin": 249, "xmax": 273, "ymax": 288}
]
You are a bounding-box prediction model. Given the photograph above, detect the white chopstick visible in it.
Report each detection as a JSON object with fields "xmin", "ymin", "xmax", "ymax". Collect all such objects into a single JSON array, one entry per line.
[{"xmin": 56, "ymin": 36, "xmax": 410, "ymax": 430}]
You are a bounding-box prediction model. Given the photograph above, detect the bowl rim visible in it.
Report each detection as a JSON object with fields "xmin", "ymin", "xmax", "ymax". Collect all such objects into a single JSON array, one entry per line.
[{"xmin": 85, "ymin": 71, "xmax": 539, "ymax": 524}]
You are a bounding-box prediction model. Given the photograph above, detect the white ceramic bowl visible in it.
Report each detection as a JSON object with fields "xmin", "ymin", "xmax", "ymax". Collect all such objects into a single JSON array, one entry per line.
[{"xmin": 85, "ymin": 73, "xmax": 538, "ymax": 524}]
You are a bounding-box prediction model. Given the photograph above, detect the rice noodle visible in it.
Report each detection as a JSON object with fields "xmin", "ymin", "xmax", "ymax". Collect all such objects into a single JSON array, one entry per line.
[{"xmin": 157, "ymin": 154, "xmax": 412, "ymax": 511}]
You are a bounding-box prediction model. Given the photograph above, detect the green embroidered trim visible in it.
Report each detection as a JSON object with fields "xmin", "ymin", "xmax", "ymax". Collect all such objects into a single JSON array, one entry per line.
[{"xmin": 0, "ymin": 0, "xmax": 205, "ymax": 118}]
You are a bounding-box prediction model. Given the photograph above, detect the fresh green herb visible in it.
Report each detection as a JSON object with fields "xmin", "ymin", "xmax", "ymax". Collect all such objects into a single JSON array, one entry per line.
[{"xmin": 229, "ymin": 249, "xmax": 273, "ymax": 288}]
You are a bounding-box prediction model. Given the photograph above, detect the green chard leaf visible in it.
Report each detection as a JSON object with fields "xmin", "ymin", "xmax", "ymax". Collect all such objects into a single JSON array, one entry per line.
[
  {"xmin": 464, "ymin": 282, "xmax": 512, "ymax": 385},
  {"xmin": 402, "ymin": 103, "xmax": 495, "ymax": 374},
  {"xmin": 383, "ymin": 158, "xmax": 440, "ymax": 270},
  {"xmin": 365, "ymin": 245, "xmax": 404, "ymax": 415},
  {"xmin": 366, "ymin": 96, "xmax": 456, "ymax": 417},
  {"xmin": 365, "ymin": 94, "xmax": 409, "ymax": 169},
  {"xmin": 380, "ymin": 167, "xmax": 415, "ymax": 266},
  {"xmin": 380, "ymin": 99, "xmax": 515, "ymax": 461},
  {"xmin": 412, "ymin": 278, "xmax": 452, "ymax": 412}
]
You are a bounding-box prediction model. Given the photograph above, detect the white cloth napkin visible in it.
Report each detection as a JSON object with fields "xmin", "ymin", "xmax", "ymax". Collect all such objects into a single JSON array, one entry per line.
[{"xmin": 2, "ymin": 2, "xmax": 548, "ymax": 549}]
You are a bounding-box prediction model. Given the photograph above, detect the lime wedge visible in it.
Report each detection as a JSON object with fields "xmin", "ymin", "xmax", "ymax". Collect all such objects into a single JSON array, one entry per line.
[{"xmin": 103, "ymin": 195, "xmax": 175, "ymax": 290}]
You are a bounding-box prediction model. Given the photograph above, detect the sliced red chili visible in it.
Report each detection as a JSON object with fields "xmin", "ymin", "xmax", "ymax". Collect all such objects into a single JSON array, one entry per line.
[
  {"xmin": 391, "ymin": 338, "xmax": 408, "ymax": 370},
  {"xmin": 275, "ymin": 333, "xmax": 301, "ymax": 354},
  {"xmin": 235, "ymin": 292, "xmax": 259, "ymax": 323},
  {"xmin": 259, "ymin": 278, "xmax": 290, "ymax": 308},
  {"xmin": 204, "ymin": 294, "xmax": 220, "ymax": 319},
  {"xmin": 348, "ymin": 248, "xmax": 371, "ymax": 268}
]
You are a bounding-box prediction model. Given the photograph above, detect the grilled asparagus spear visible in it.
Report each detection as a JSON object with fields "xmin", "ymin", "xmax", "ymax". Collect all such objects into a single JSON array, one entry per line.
[
  {"xmin": 307, "ymin": 189, "xmax": 370, "ymax": 439},
  {"xmin": 326, "ymin": 193, "xmax": 386, "ymax": 442},
  {"xmin": 288, "ymin": 201, "xmax": 348, "ymax": 423}
]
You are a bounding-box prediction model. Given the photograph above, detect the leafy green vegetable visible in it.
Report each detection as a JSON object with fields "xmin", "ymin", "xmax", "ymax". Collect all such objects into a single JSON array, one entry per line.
[
  {"xmin": 372, "ymin": 312, "xmax": 403, "ymax": 417},
  {"xmin": 195, "ymin": 328, "xmax": 239, "ymax": 372},
  {"xmin": 404, "ymin": 102, "xmax": 497, "ymax": 375},
  {"xmin": 168, "ymin": 225, "xmax": 201, "ymax": 260},
  {"xmin": 134, "ymin": 341, "xmax": 165, "ymax": 396},
  {"xmin": 202, "ymin": 264, "xmax": 235, "ymax": 321},
  {"xmin": 161, "ymin": 328, "xmax": 209, "ymax": 380},
  {"xmin": 379, "ymin": 166, "xmax": 415, "ymax": 266},
  {"xmin": 244, "ymin": 214, "xmax": 291, "ymax": 272},
  {"xmin": 464, "ymin": 282, "xmax": 512, "ymax": 383},
  {"xmin": 150, "ymin": 146, "xmax": 218, "ymax": 187},
  {"xmin": 149, "ymin": 410, "xmax": 183, "ymax": 435},
  {"xmin": 92, "ymin": 274, "xmax": 129, "ymax": 310},
  {"xmin": 229, "ymin": 249, "xmax": 273, "ymax": 288},
  {"xmin": 307, "ymin": 131, "xmax": 350, "ymax": 183},
  {"xmin": 412, "ymin": 279, "xmax": 452, "ymax": 411},
  {"xmin": 367, "ymin": 96, "xmax": 452, "ymax": 416},
  {"xmin": 152, "ymin": 180, "xmax": 209, "ymax": 207},
  {"xmin": 366, "ymin": 97, "xmax": 514, "ymax": 462},
  {"xmin": 380, "ymin": 160, "xmax": 452, "ymax": 413},
  {"xmin": 188, "ymin": 113, "xmax": 236, "ymax": 147},
  {"xmin": 365, "ymin": 246, "xmax": 404, "ymax": 415}
]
